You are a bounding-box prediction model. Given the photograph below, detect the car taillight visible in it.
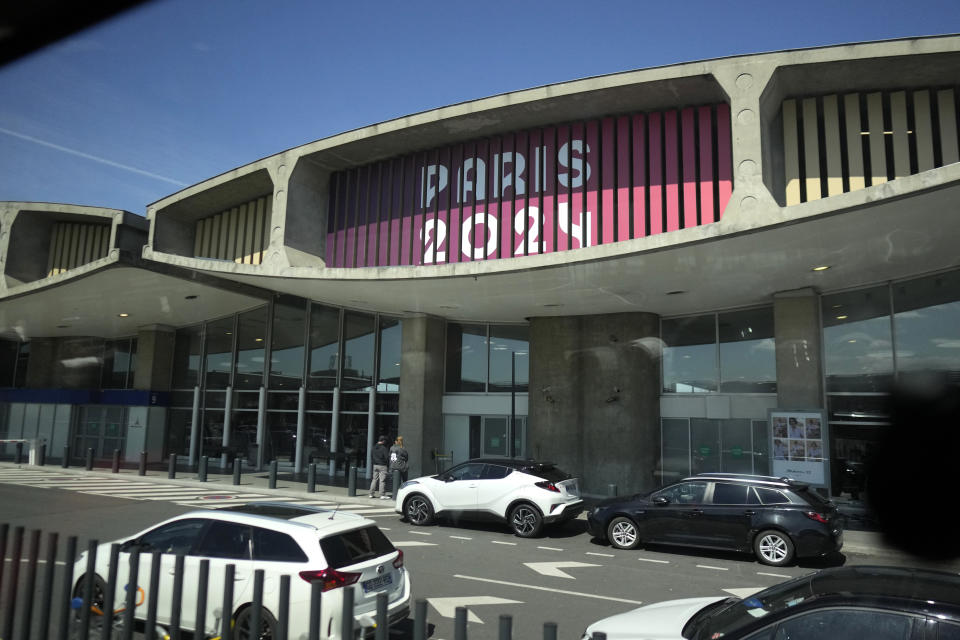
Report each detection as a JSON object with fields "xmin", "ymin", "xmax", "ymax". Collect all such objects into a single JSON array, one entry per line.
[
  {"xmin": 804, "ymin": 511, "xmax": 829, "ymax": 524},
  {"xmin": 535, "ymin": 481, "xmax": 561, "ymax": 493},
  {"xmin": 393, "ymin": 549, "xmax": 404, "ymax": 569},
  {"xmin": 298, "ymin": 568, "xmax": 361, "ymax": 591}
]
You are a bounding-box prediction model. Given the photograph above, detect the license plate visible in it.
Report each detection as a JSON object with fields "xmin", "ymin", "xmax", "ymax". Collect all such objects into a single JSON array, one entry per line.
[{"xmin": 362, "ymin": 573, "xmax": 393, "ymax": 594}]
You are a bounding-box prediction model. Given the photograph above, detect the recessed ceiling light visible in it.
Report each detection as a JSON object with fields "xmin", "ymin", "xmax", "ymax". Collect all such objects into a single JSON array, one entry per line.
[
  {"xmin": 117, "ymin": 313, "xmax": 130, "ymax": 318},
  {"xmin": 812, "ymin": 265, "xmax": 831, "ymax": 272},
  {"xmin": 836, "ymin": 315, "xmax": 848, "ymax": 320},
  {"xmin": 255, "ymin": 338, "xmax": 264, "ymax": 342},
  {"xmin": 848, "ymin": 339, "xmax": 857, "ymax": 343}
]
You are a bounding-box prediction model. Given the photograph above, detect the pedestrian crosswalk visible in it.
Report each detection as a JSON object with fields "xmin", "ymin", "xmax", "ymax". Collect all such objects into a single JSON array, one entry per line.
[{"xmin": 0, "ymin": 469, "xmax": 398, "ymax": 516}]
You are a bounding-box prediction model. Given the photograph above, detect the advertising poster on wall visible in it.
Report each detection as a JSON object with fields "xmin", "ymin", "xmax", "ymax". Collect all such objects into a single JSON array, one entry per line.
[{"xmin": 769, "ymin": 409, "xmax": 829, "ymax": 489}]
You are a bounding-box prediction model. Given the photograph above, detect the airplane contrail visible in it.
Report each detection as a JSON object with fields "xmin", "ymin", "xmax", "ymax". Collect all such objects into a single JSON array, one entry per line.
[{"xmin": 0, "ymin": 126, "xmax": 189, "ymax": 187}]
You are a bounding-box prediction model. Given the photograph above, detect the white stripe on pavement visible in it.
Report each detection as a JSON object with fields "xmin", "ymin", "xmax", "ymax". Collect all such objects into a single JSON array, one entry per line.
[{"xmin": 455, "ymin": 574, "xmax": 644, "ymax": 605}]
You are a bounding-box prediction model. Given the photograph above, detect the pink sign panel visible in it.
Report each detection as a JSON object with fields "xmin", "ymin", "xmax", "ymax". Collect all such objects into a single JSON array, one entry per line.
[{"xmin": 326, "ymin": 104, "xmax": 732, "ymax": 268}]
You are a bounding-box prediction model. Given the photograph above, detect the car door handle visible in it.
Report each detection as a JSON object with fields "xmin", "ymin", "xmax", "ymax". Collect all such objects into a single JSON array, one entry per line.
[
  {"xmin": 689, "ymin": 509, "xmax": 704, "ymax": 516},
  {"xmin": 743, "ymin": 510, "xmax": 756, "ymax": 516}
]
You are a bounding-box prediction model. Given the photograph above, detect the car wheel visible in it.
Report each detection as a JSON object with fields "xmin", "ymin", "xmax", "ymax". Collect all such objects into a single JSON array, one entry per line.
[
  {"xmin": 754, "ymin": 529, "xmax": 795, "ymax": 566},
  {"xmin": 235, "ymin": 605, "xmax": 278, "ymax": 640},
  {"xmin": 607, "ymin": 516, "xmax": 641, "ymax": 550},
  {"xmin": 72, "ymin": 573, "xmax": 108, "ymax": 620},
  {"xmin": 404, "ymin": 494, "xmax": 435, "ymax": 525},
  {"xmin": 509, "ymin": 503, "xmax": 543, "ymax": 538}
]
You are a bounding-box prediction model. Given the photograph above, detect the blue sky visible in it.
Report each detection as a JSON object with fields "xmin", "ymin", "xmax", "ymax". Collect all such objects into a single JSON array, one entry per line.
[{"xmin": 1, "ymin": 0, "xmax": 958, "ymax": 215}]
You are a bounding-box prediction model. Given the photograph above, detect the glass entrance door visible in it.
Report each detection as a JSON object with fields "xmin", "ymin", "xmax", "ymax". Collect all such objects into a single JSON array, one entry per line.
[
  {"xmin": 480, "ymin": 417, "xmax": 525, "ymax": 458},
  {"xmin": 73, "ymin": 406, "xmax": 126, "ymax": 460}
]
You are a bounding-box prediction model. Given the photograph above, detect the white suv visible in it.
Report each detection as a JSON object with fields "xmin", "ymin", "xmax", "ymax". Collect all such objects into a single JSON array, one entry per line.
[
  {"xmin": 72, "ymin": 502, "xmax": 410, "ymax": 639},
  {"xmin": 395, "ymin": 459, "xmax": 583, "ymax": 537}
]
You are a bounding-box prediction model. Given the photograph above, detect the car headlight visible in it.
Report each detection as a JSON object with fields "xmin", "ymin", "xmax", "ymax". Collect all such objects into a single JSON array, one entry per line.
[{"xmin": 399, "ymin": 480, "xmax": 419, "ymax": 490}]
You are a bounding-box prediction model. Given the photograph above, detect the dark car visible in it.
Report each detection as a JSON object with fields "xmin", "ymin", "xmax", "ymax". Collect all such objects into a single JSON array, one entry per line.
[
  {"xmin": 586, "ymin": 473, "xmax": 843, "ymax": 566},
  {"xmin": 582, "ymin": 565, "xmax": 960, "ymax": 640}
]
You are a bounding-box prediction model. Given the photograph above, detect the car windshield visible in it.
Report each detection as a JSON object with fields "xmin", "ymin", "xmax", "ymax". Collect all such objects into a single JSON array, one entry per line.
[
  {"xmin": 318, "ymin": 525, "xmax": 396, "ymax": 569},
  {"xmin": 687, "ymin": 574, "xmax": 815, "ymax": 639},
  {"xmin": 523, "ymin": 464, "xmax": 572, "ymax": 483}
]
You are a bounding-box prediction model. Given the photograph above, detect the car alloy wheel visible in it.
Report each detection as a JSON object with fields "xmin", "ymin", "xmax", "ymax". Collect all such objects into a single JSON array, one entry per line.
[
  {"xmin": 509, "ymin": 503, "xmax": 543, "ymax": 537},
  {"xmin": 405, "ymin": 494, "xmax": 434, "ymax": 525},
  {"xmin": 607, "ymin": 516, "xmax": 641, "ymax": 550},
  {"xmin": 754, "ymin": 529, "xmax": 795, "ymax": 566},
  {"xmin": 235, "ymin": 606, "xmax": 278, "ymax": 640}
]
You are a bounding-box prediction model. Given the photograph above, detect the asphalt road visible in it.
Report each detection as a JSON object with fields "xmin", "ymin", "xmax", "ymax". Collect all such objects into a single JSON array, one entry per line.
[{"xmin": 0, "ymin": 479, "xmax": 944, "ymax": 640}]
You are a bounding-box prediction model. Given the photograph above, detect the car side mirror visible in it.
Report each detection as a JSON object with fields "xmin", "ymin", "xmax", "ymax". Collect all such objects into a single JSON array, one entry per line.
[
  {"xmin": 653, "ymin": 496, "xmax": 669, "ymax": 506},
  {"xmin": 120, "ymin": 539, "xmax": 140, "ymax": 552},
  {"xmin": 443, "ymin": 475, "xmax": 455, "ymax": 482}
]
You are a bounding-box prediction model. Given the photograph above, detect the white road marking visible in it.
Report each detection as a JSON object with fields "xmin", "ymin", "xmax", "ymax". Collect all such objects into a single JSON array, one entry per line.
[
  {"xmin": 537, "ymin": 546, "xmax": 563, "ymax": 551},
  {"xmin": 454, "ymin": 575, "xmax": 644, "ymax": 605},
  {"xmin": 389, "ymin": 541, "xmax": 438, "ymax": 547},
  {"xmin": 406, "ymin": 530, "xmax": 433, "ymax": 536},
  {"xmin": 758, "ymin": 572, "xmax": 791, "ymax": 578},
  {"xmin": 585, "ymin": 552, "xmax": 614, "ymax": 557},
  {"xmin": 427, "ymin": 596, "xmax": 523, "ymax": 623},
  {"xmin": 696, "ymin": 565, "xmax": 729, "ymax": 571},
  {"xmin": 450, "ymin": 536, "xmax": 473, "ymax": 540},
  {"xmin": 524, "ymin": 561, "xmax": 600, "ymax": 579},
  {"xmin": 491, "ymin": 541, "xmax": 517, "ymax": 546},
  {"xmin": 637, "ymin": 557, "xmax": 670, "ymax": 564}
]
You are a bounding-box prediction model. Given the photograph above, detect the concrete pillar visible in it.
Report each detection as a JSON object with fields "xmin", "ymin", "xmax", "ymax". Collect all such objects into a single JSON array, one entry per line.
[
  {"xmin": 529, "ymin": 312, "xmax": 661, "ymax": 496},
  {"xmin": 134, "ymin": 324, "xmax": 176, "ymax": 391},
  {"xmin": 398, "ymin": 315, "xmax": 445, "ymax": 479},
  {"xmin": 774, "ymin": 288, "xmax": 824, "ymax": 409}
]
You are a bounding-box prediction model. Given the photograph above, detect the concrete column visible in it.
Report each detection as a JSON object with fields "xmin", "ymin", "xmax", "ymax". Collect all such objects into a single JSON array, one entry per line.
[
  {"xmin": 134, "ymin": 324, "xmax": 176, "ymax": 391},
  {"xmin": 529, "ymin": 312, "xmax": 661, "ymax": 496},
  {"xmin": 774, "ymin": 288, "xmax": 824, "ymax": 409},
  {"xmin": 398, "ymin": 315, "xmax": 445, "ymax": 479}
]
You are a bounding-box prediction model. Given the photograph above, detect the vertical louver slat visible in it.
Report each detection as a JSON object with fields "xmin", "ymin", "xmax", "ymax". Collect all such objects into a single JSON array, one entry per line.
[
  {"xmin": 867, "ymin": 92, "xmax": 887, "ymax": 186},
  {"xmin": 802, "ymin": 98, "xmax": 822, "ymax": 201},
  {"xmin": 226, "ymin": 206, "xmax": 238, "ymax": 262},
  {"xmin": 822, "ymin": 95, "xmax": 844, "ymax": 197},
  {"xmin": 890, "ymin": 91, "xmax": 911, "ymax": 178},
  {"xmin": 235, "ymin": 203, "xmax": 248, "ymax": 264},
  {"xmin": 219, "ymin": 211, "xmax": 231, "ymax": 260},
  {"xmin": 664, "ymin": 110, "xmax": 681, "ymax": 232},
  {"xmin": 601, "ymin": 117, "xmax": 616, "ymax": 244},
  {"xmin": 631, "ymin": 114, "xmax": 647, "ymax": 238},
  {"xmin": 698, "ymin": 107, "xmax": 714, "ymax": 223},
  {"xmin": 844, "ymin": 94, "xmax": 866, "ymax": 192},
  {"xmin": 615, "ymin": 116, "xmax": 631, "ymax": 242},
  {"xmin": 254, "ymin": 197, "xmax": 268, "ymax": 265},
  {"xmin": 716, "ymin": 103, "xmax": 733, "ymax": 219},
  {"xmin": 681, "ymin": 107, "xmax": 697, "ymax": 228},
  {"xmin": 913, "ymin": 90, "xmax": 935, "ymax": 172},
  {"xmin": 938, "ymin": 89, "xmax": 959, "ymax": 164},
  {"xmin": 647, "ymin": 113, "xmax": 663, "ymax": 235},
  {"xmin": 783, "ymin": 99, "xmax": 801, "ymax": 205},
  {"xmin": 194, "ymin": 218, "xmax": 204, "ymax": 257},
  {"xmin": 77, "ymin": 225, "xmax": 89, "ymax": 264}
]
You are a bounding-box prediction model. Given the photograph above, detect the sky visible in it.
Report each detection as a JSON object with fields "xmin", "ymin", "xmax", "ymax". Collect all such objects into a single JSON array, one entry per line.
[{"xmin": 1, "ymin": 0, "xmax": 959, "ymax": 215}]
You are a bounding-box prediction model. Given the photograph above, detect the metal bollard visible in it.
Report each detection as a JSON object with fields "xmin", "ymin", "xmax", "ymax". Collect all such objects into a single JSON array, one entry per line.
[
  {"xmin": 17, "ymin": 528, "xmax": 41, "ymax": 640},
  {"xmin": 376, "ymin": 592, "xmax": 389, "ymax": 640},
  {"xmin": 219, "ymin": 564, "xmax": 235, "ymax": 640},
  {"xmin": 347, "ymin": 464, "xmax": 357, "ymax": 497},
  {"xmin": 1, "ymin": 526, "xmax": 24, "ymax": 640},
  {"xmin": 308, "ymin": 580, "xmax": 322, "ymax": 640},
  {"xmin": 233, "ymin": 458, "xmax": 241, "ymax": 485},
  {"xmin": 455, "ymin": 607, "xmax": 468, "ymax": 640},
  {"xmin": 14, "ymin": 441, "xmax": 22, "ymax": 465},
  {"xmin": 413, "ymin": 599, "xmax": 428, "ymax": 640},
  {"xmin": 139, "ymin": 451, "xmax": 147, "ymax": 476},
  {"xmin": 168, "ymin": 453, "xmax": 177, "ymax": 479},
  {"xmin": 340, "ymin": 583, "xmax": 355, "ymax": 640},
  {"xmin": 543, "ymin": 622, "xmax": 558, "ymax": 640},
  {"xmin": 38, "ymin": 442, "xmax": 47, "ymax": 466},
  {"xmin": 86, "ymin": 447, "xmax": 94, "ymax": 470},
  {"xmin": 194, "ymin": 560, "xmax": 209, "ymax": 640},
  {"xmin": 198, "ymin": 456, "xmax": 208, "ymax": 482},
  {"xmin": 269, "ymin": 459, "xmax": 278, "ymax": 489},
  {"xmin": 62, "ymin": 444, "xmax": 70, "ymax": 468},
  {"xmin": 112, "ymin": 448, "xmax": 121, "ymax": 473},
  {"xmin": 307, "ymin": 463, "xmax": 316, "ymax": 493},
  {"xmin": 499, "ymin": 614, "xmax": 513, "ymax": 640},
  {"xmin": 607, "ymin": 484, "xmax": 618, "ymax": 497},
  {"xmin": 392, "ymin": 469, "xmax": 401, "ymax": 496}
]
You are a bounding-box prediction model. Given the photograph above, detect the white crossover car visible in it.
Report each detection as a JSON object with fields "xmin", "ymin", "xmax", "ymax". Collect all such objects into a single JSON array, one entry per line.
[
  {"xmin": 395, "ymin": 458, "xmax": 583, "ymax": 537},
  {"xmin": 72, "ymin": 502, "xmax": 410, "ymax": 639}
]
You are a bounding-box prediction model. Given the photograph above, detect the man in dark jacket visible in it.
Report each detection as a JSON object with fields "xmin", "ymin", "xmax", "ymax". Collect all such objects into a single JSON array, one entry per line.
[{"xmin": 369, "ymin": 435, "xmax": 390, "ymax": 498}]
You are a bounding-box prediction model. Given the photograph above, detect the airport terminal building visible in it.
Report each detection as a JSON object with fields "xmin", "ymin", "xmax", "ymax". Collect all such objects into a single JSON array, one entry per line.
[{"xmin": 1, "ymin": 36, "xmax": 959, "ymax": 499}]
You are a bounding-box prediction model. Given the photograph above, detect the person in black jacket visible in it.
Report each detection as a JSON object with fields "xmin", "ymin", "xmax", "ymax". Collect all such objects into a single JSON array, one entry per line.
[{"xmin": 368, "ymin": 435, "xmax": 390, "ymax": 498}]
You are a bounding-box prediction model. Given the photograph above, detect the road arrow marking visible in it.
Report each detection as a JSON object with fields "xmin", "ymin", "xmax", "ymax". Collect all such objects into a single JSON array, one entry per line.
[
  {"xmin": 388, "ymin": 541, "xmax": 437, "ymax": 547},
  {"xmin": 523, "ymin": 561, "xmax": 600, "ymax": 579},
  {"xmin": 427, "ymin": 596, "xmax": 523, "ymax": 623}
]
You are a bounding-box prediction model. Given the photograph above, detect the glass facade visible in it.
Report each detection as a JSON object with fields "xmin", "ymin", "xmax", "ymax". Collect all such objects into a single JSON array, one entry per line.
[
  {"xmin": 166, "ymin": 298, "xmax": 402, "ymax": 467},
  {"xmin": 100, "ymin": 338, "xmax": 137, "ymax": 390},
  {"xmin": 445, "ymin": 323, "xmax": 529, "ymax": 392},
  {"xmin": 663, "ymin": 307, "xmax": 776, "ymax": 394}
]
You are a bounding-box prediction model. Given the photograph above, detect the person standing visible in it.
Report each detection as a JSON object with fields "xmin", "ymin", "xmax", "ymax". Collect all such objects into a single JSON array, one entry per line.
[
  {"xmin": 389, "ymin": 436, "xmax": 409, "ymax": 488},
  {"xmin": 369, "ymin": 435, "xmax": 389, "ymax": 498}
]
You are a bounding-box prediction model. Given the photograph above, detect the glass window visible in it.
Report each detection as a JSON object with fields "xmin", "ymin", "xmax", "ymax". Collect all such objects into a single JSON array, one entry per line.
[
  {"xmin": 377, "ymin": 316, "xmax": 402, "ymax": 391},
  {"xmin": 711, "ymin": 482, "xmax": 749, "ymax": 504},
  {"xmin": 446, "ymin": 323, "xmax": 487, "ymax": 392},
  {"xmin": 481, "ymin": 464, "xmax": 512, "ymax": 480},
  {"xmin": 101, "ymin": 338, "xmax": 137, "ymax": 390},
  {"xmin": 252, "ymin": 527, "xmax": 307, "ymax": 562},
  {"xmin": 308, "ymin": 304, "xmax": 340, "ymax": 390},
  {"xmin": 305, "ymin": 413, "xmax": 332, "ymax": 463},
  {"xmin": 138, "ymin": 518, "xmax": 207, "ymax": 555},
  {"xmin": 0, "ymin": 340, "xmax": 19, "ymax": 387},
  {"xmin": 265, "ymin": 411, "xmax": 297, "ymax": 463},
  {"xmin": 172, "ymin": 325, "xmax": 202, "ymax": 389},
  {"xmin": 755, "ymin": 488, "xmax": 791, "ymax": 504},
  {"xmin": 662, "ymin": 315, "xmax": 717, "ymax": 392},
  {"xmin": 204, "ymin": 316, "xmax": 235, "ymax": 390},
  {"xmin": 445, "ymin": 462, "xmax": 485, "ymax": 480},
  {"xmin": 270, "ymin": 297, "xmax": 306, "ymax": 390},
  {"xmin": 319, "ymin": 526, "xmax": 395, "ymax": 570},
  {"xmin": 893, "ymin": 270, "xmax": 960, "ymax": 386},
  {"xmin": 822, "ymin": 286, "xmax": 894, "ymax": 392},
  {"xmin": 660, "ymin": 418, "xmax": 691, "ymax": 485},
  {"xmin": 342, "ymin": 311, "xmax": 375, "ymax": 391},
  {"xmin": 771, "ymin": 609, "xmax": 912, "ymax": 640},
  {"xmin": 655, "ymin": 481, "xmax": 707, "ymax": 504},
  {"xmin": 195, "ymin": 521, "xmax": 251, "ymax": 560},
  {"xmin": 488, "ymin": 325, "xmax": 529, "ymax": 391},
  {"xmin": 234, "ymin": 306, "xmax": 267, "ymax": 390},
  {"xmin": 719, "ymin": 307, "xmax": 776, "ymax": 393},
  {"xmin": 14, "ymin": 342, "xmax": 29, "ymax": 388}
]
